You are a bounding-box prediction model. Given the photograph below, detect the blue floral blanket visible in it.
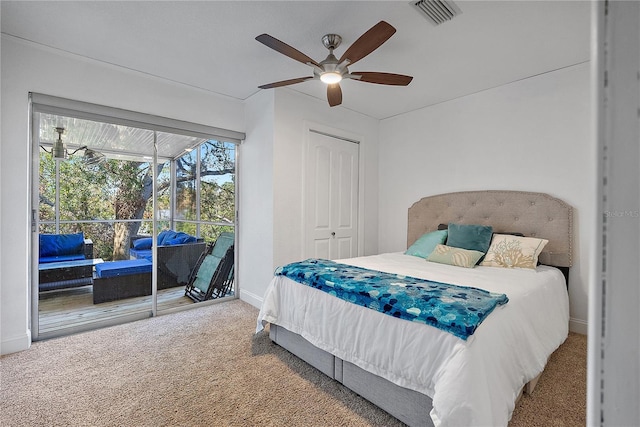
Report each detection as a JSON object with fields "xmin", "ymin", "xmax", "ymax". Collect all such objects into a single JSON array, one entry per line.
[{"xmin": 275, "ymin": 259, "xmax": 508, "ymax": 340}]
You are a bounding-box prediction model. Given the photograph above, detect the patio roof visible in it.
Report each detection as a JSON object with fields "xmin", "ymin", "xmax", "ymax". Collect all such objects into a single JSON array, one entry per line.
[{"xmin": 37, "ymin": 113, "xmax": 210, "ymax": 161}]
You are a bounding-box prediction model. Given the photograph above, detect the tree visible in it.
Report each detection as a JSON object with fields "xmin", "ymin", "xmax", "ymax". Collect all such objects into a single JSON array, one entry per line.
[{"xmin": 108, "ymin": 161, "xmax": 162, "ymax": 260}]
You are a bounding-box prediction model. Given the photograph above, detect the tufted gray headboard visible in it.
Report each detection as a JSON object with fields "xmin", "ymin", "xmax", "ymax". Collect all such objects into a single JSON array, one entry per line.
[{"xmin": 407, "ymin": 190, "xmax": 573, "ymax": 268}]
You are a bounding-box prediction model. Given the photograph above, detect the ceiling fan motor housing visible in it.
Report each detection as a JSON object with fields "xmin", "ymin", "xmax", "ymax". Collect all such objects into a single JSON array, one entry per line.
[
  {"xmin": 317, "ymin": 34, "xmax": 350, "ymax": 81},
  {"xmin": 322, "ymin": 34, "xmax": 342, "ymax": 50}
]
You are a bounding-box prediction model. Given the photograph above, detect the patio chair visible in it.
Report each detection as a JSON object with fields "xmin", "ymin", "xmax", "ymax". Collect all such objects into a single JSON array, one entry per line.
[{"xmin": 184, "ymin": 232, "xmax": 235, "ymax": 302}]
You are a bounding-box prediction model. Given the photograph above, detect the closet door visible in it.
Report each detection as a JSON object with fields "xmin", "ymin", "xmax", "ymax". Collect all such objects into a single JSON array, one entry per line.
[{"xmin": 305, "ymin": 130, "xmax": 359, "ymax": 260}]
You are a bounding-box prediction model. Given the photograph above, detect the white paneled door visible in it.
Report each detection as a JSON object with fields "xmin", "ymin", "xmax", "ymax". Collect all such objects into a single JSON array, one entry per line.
[{"xmin": 305, "ymin": 130, "xmax": 359, "ymax": 260}]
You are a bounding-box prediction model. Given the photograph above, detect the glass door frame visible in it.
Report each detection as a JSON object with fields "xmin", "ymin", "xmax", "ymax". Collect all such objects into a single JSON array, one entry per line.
[{"xmin": 29, "ymin": 93, "xmax": 244, "ymax": 340}]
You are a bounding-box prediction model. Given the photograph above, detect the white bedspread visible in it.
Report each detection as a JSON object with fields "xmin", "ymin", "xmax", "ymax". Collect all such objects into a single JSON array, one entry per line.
[{"xmin": 256, "ymin": 252, "xmax": 569, "ymax": 426}]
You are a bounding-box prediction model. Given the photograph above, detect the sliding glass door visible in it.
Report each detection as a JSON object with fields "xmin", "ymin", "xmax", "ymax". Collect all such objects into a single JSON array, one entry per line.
[{"xmin": 31, "ymin": 94, "xmax": 242, "ymax": 340}]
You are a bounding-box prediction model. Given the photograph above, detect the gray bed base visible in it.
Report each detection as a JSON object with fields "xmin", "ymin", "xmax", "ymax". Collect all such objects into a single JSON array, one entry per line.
[
  {"xmin": 270, "ymin": 324, "xmax": 434, "ymax": 427},
  {"xmin": 268, "ymin": 191, "xmax": 572, "ymax": 426}
]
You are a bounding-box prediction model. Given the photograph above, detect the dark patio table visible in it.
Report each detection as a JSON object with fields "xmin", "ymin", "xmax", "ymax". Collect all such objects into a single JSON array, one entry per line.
[{"xmin": 39, "ymin": 258, "xmax": 104, "ymax": 291}]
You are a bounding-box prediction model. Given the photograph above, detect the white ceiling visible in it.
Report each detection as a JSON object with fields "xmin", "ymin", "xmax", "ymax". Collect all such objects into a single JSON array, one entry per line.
[{"xmin": 1, "ymin": 1, "xmax": 591, "ymax": 120}]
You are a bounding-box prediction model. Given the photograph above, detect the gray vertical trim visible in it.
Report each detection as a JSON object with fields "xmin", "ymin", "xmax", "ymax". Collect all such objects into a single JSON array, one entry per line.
[
  {"xmin": 170, "ymin": 160, "xmax": 177, "ymax": 230},
  {"xmin": 587, "ymin": 2, "xmax": 605, "ymax": 426},
  {"xmin": 196, "ymin": 149, "xmax": 202, "ymax": 236},
  {"xmin": 152, "ymin": 131, "xmax": 158, "ymax": 316},
  {"xmin": 55, "ymin": 162, "xmax": 60, "ymax": 233},
  {"xmin": 591, "ymin": 1, "xmax": 640, "ymax": 425},
  {"xmin": 588, "ymin": 2, "xmax": 606, "ymax": 426},
  {"xmin": 233, "ymin": 143, "xmax": 241, "ymax": 297},
  {"xmin": 30, "ymin": 96, "xmax": 40, "ymax": 341}
]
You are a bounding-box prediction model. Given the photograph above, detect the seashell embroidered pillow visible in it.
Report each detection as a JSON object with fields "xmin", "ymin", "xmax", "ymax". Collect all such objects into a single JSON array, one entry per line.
[
  {"xmin": 480, "ymin": 234, "xmax": 549, "ymax": 269},
  {"xmin": 426, "ymin": 244, "xmax": 485, "ymax": 268}
]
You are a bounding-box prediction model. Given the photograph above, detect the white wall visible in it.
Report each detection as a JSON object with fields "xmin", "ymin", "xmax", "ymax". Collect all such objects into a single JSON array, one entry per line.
[
  {"xmin": 0, "ymin": 36, "xmax": 245, "ymax": 354},
  {"xmin": 238, "ymin": 90, "xmax": 275, "ymax": 307},
  {"xmin": 378, "ymin": 63, "xmax": 593, "ymax": 334}
]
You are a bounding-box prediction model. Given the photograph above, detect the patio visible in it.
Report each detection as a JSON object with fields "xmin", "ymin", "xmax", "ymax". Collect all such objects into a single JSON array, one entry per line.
[{"xmin": 38, "ymin": 285, "xmax": 195, "ymax": 335}]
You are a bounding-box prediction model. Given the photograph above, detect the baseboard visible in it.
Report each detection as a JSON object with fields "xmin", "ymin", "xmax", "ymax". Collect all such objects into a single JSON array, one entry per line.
[
  {"xmin": 569, "ymin": 317, "xmax": 588, "ymax": 335},
  {"xmin": 240, "ymin": 289, "xmax": 263, "ymax": 309},
  {"xmin": 1, "ymin": 330, "xmax": 32, "ymax": 355}
]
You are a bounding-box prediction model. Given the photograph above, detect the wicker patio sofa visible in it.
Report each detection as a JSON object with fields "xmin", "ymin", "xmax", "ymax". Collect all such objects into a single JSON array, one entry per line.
[
  {"xmin": 129, "ymin": 230, "xmax": 206, "ymax": 289},
  {"xmin": 38, "ymin": 232, "xmax": 95, "ymax": 291}
]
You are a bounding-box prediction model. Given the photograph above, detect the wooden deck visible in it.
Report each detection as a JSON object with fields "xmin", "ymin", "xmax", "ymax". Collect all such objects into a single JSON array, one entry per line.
[{"xmin": 38, "ymin": 285, "xmax": 195, "ymax": 334}]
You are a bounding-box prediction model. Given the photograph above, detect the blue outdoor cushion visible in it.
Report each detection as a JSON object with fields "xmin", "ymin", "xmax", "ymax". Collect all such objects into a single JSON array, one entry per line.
[
  {"xmin": 157, "ymin": 230, "xmax": 168, "ymax": 245},
  {"xmin": 130, "ymin": 248, "xmax": 152, "ymax": 260},
  {"xmin": 133, "ymin": 237, "xmax": 153, "ymax": 250},
  {"xmin": 39, "ymin": 253, "xmax": 86, "ymax": 264},
  {"xmin": 157, "ymin": 230, "xmax": 178, "ymax": 245},
  {"xmin": 95, "ymin": 259, "xmax": 152, "ymax": 279},
  {"xmin": 39, "ymin": 232, "xmax": 84, "ymax": 258},
  {"xmin": 164, "ymin": 232, "xmax": 196, "ymax": 245}
]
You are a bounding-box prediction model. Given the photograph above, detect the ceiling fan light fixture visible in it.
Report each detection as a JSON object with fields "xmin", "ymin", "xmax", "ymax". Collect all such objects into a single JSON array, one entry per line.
[
  {"xmin": 320, "ymin": 72, "xmax": 343, "ymax": 84},
  {"xmin": 52, "ymin": 141, "xmax": 68, "ymax": 160}
]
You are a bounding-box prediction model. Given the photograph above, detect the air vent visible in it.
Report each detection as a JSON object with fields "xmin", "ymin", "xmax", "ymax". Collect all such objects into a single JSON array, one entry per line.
[{"xmin": 410, "ymin": 0, "xmax": 462, "ymax": 26}]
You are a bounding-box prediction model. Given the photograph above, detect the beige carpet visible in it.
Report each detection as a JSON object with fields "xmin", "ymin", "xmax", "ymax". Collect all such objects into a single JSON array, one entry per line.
[{"xmin": 1, "ymin": 299, "xmax": 586, "ymax": 426}]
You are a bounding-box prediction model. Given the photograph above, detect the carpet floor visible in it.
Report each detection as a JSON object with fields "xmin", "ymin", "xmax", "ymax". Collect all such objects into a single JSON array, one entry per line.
[{"xmin": 0, "ymin": 299, "xmax": 586, "ymax": 426}]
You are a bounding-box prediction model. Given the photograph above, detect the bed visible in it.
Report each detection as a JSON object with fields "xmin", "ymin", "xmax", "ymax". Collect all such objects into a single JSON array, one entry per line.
[{"xmin": 256, "ymin": 190, "xmax": 573, "ymax": 426}]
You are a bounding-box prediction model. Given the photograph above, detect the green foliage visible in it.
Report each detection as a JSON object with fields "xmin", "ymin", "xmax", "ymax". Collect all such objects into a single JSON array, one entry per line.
[{"xmin": 199, "ymin": 224, "xmax": 235, "ymax": 244}]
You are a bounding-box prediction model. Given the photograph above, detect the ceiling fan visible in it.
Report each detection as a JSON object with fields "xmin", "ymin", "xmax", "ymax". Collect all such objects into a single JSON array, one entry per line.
[
  {"xmin": 256, "ymin": 21, "xmax": 413, "ymax": 107},
  {"xmin": 40, "ymin": 127, "xmax": 106, "ymax": 165}
]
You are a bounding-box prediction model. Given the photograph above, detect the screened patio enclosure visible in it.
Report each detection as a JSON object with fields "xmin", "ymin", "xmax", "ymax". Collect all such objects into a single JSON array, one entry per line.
[{"xmin": 32, "ymin": 94, "xmax": 244, "ymax": 340}]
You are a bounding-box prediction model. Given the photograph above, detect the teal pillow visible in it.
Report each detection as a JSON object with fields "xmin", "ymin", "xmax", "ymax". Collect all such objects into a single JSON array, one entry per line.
[
  {"xmin": 405, "ymin": 230, "xmax": 448, "ymax": 258},
  {"xmin": 426, "ymin": 244, "xmax": 485, "ymax": 268},
  {"xmin": 446, "ymin": 223, "xmax": 493, "ymax": 262}
]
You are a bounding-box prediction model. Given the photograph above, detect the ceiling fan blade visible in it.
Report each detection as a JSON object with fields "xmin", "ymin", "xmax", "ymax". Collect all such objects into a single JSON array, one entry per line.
[
  {"xmin": 258, "ymin": 76, "xmax": 314, "ymax": 89},
  {"xmin": 327, "ymin": 83, "xmax": 342, "ymax": 107},
  {"xmin": 350, "ymin": 72, "xmax": 413, "ymax": 86},
  {"xmin": 338, "ymin": 21, "xmax": 396, "ymax": 66},
  {"xmin": 256, "ymin": 34, "xmax": 320, "ymax": 67}
]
